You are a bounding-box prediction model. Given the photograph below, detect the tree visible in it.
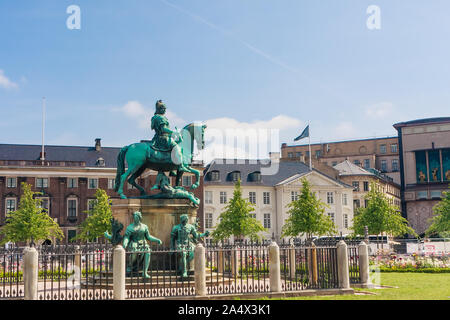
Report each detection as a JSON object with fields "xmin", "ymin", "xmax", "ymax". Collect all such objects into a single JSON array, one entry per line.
[
  {"xmin": 211, "ymin": 179, "xmax": 266, "ymax": 242},
  {"xmin": 352, "ymin": 182, "xmax": 417, "ymax": 238},
  {"xmin": 426, "ymin": 185, "xmax": 450, "ymax": 238},
  {"xmin": 282, "ymin": 179, "xmax": 337, "ymax": 240},
  {"xmin": 76, "ymin": 188, "xmax": 113, "ymax": 242},
  {"xmin": 0, "ymin": 183, "xmax": 63, "ymax": 246}
]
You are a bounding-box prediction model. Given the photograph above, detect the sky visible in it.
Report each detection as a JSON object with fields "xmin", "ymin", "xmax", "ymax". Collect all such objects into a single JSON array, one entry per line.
[{"xmin": 1, "ymin": 0, "xmax": 450, "ymax": 163}]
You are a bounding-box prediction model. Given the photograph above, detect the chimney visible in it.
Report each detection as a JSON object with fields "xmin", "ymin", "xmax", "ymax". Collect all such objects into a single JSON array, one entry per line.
[
  {"xmin": 95, "ymin": 138, "xmax": 101, "ymax": 151},
  {"xmin": 269, "ymin": 152, "xmax": 280, "ymax": 163}
]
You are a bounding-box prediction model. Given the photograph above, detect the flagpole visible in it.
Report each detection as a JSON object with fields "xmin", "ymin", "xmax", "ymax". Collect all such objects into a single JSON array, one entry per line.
[
  {"xmin": 41, "ymin": 97, "xmax": 46, "ymax": 162},
  {"xmin": 308, "ymin": 121, "xmax": 312, "ymax": 170}
]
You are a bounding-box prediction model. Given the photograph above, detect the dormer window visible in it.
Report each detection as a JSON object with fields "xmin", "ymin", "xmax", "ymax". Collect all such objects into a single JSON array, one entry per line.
[
  {"xmin": 230, "ymin": 171, "xmax": 241, "ymax": 182},
  {"xmin": 96, "ymin": 158, "xmax": 105, "ymax": 167},
  {"xmin": 248, "ymin": 171, "xmax": 261, "ymax": 182},
  {"xmin": 210, "ymin": 170, "xmax": 220, "ymax": 181}
]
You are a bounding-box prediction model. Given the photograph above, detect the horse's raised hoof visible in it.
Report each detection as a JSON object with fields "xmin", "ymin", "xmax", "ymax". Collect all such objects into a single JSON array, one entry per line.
[
  {"xmin": 190, "ymin": 184, "xmax": 199, "ymax": 190},
  {"xmin": 120, "ymin": 194, "xmax": 127, "ymax": 199}
]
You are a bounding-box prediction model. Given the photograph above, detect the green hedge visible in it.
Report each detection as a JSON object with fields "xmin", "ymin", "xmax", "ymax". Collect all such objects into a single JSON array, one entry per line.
[{"xmin": 376, "ymin": 267, "xmax": 450, "ymax": 273}]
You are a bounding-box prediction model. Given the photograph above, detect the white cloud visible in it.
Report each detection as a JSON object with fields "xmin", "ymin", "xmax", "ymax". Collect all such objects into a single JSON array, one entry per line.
[
  {"xmin": 365, "ymin": 102, "xmax": 395, "ymax": 119},
  {"xmin": 333, "ymin": 121, "xmax": 359, "ymax": 140},
  {"xmin": 0, "ymin": 70, "xmax": 18, "ymax": 90}
]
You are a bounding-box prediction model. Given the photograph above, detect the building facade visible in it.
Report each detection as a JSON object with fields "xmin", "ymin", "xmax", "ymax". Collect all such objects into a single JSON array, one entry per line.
[
  {"xmin": 203, "ymin": 156, "xmax": 354, "ymax": 242},
  {"xmin": 281, "ymin": 136, "xmax": 401, "ymax": 184},
  {"xmin": 333, "ymin": 160, "xmax": 401, "ymax": 211},
  {"xmin": 0, "ymin": 140, "xmax": 204, "ymax": 243},
  {"xmin": 394, "ymin": 117, "xmax": 450, "ymax": 236}
]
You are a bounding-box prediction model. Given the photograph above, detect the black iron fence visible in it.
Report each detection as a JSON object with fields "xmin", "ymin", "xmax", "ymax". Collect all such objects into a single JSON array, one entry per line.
[
  {"xmin": 37, "ymin": 241, "xmax": 113, "ymax": 300},
  {"xmin": 205, "ymin": 242, "xmax": 270, "ymax": 295},
  {"xmin": 125, "ymin": 244, "xmax": 196, "ymax": 299},
  {"xmin": 0, "ymin": 244, "xmax": 24, "ymax": 299},
  {"xmin": 279, "ymin": 242, "xmax": 339, "ymax": 291}
]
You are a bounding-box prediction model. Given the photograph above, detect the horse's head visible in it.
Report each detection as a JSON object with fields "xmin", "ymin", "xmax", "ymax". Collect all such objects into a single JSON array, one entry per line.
[{"xmin": 183, "ymin": 123, "xmax": 207, "ymax": 151}]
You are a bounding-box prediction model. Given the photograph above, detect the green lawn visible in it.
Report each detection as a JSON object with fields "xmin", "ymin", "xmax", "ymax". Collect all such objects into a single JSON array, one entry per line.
[{"xmin": 276, "ymin": 273, "xmax": 450, "ymax": 300}]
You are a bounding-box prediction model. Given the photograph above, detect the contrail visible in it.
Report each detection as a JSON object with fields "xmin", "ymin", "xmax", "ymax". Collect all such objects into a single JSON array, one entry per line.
[{"xmin": 159, "ymin": 0, "xmax": 299, "ymax": 74}]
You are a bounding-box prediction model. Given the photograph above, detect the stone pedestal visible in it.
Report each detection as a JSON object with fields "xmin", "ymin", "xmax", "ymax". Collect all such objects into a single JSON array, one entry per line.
[{"xmin": 111, "ymin": 198, "xmax": 198, "ymax": 247}]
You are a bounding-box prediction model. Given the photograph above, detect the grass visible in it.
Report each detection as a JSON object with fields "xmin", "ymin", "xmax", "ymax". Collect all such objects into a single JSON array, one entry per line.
[{"xmin": 273, "ymin": 273, "xmax": 450, "ymax": 300}]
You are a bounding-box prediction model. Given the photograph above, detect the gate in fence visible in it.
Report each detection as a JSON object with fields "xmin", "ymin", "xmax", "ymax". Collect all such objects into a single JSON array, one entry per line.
[{"xmin": 0, "ymin": 244, "xmax": 24, "ymax": 299}]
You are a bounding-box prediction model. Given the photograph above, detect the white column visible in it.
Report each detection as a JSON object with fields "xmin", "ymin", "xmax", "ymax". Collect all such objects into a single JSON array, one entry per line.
[
  {"xmin": 23, "ymin": 247, "xmax": 38, "ymax": 300},
  {"xmin": 194, "ymin": 243, "xmax": 207, "ymax": 297},
  {"xmin": 113, "ymin": 245, "xmax": 126, "ymax": 300},
  {"xmin": 358, "ymin": 241, "xmax": 371, "ymax": 287},
  {"xmin": 269, "ymin": 242, "xmax": 282, "ymax": 293},
  {"xmin": 337, "ymin": 240, "xmax": 350, "ymax": 289}
]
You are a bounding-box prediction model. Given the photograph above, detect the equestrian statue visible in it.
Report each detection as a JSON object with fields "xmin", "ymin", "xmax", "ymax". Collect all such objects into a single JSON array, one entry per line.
[{"xmin": 114, "ymin": 100, "xmax": 206, "ymax": 206}]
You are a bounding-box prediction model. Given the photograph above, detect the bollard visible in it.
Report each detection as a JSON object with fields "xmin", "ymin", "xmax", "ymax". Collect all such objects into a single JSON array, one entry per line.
[
  {"xmin": 231, "ymin": 249, "xmax": 240, "ymax": 277},
  {"xmin": 23, "ymin": 246, "xmax": 38, "ymax": 300},
  {"xmin": 289, "ymin": 244, "xmax": 296, "ymax": 280},
  {"xmin": 113, "ymin": 245, "xmax": 126, "ymax": 300},
  {"xmin": 311, "ymin": 244, "xmax": 318, "ymax": 286},
  {"xmin": 358, "ymin": 241, "xmax": 371, "ymax": 287},
  {"xmin": 269, "ymin": 242, "xmax": 282, "ymax": 293},
  {"xmin": 217, "ymin": 246, "xmax": 224, "ymax": 275},
  {"xmin": 337, "ymin": 241, "xmax": 350, "ymax": 289},
  {"xmin": 194, "ymin": 243, "xmax": 207, "ymax": 297}
]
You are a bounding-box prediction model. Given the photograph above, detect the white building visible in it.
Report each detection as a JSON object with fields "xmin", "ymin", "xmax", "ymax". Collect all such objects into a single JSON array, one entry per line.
[{"xmin": 203, "ymin": 155, "xmax": 355, "ymax": 242}]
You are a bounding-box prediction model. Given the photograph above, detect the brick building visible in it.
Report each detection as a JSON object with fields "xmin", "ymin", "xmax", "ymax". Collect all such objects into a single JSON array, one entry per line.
[
  {"xmin": 0, "ymin": 139, "xmax": 204, "ymax": 243},
  {"xmin": 394, "ymin": 117, "xmax": 450, "ymax": 236},
  {"xmin": 281, "ymin": 136, "xmax": 400, "ymax": 184}
]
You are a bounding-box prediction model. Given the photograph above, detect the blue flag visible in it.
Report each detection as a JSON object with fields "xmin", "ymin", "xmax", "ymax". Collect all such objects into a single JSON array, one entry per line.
[{"xmin": 294, "ymin": 125, "xmax": 309, "ymax": 141}]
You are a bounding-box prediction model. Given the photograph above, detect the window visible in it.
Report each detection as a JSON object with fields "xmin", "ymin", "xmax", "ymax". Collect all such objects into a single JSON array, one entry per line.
[
  {"xmin": 210, "ymin": 171, "xmax": 220, "ymax": 181},
  {"xmin": 249, "ymin": 192, "xmax": 256, "ymax": 204},
  {"xmin": 364, "ymin": 199, "xmax": 369, "ymax": 208},
  {"xmin": 315, "ymin": 150, "xmax": 321, "ymax": 159},
  {"xmin": 430, "ymin": 190, "xmax": 442, "ymax": 199},
  {"xmin": 354, "ymin": 160, "xmax": 361, "ymax": 167},
  {"xmin": 220, "ymin": 192, "xmax": 227, "ymax": 204},
  {"xmin": 288, "ymin": 152, "xmax": 293, "ymax": 158},
  {"xmin": 37, "ymin": 198, "xmax": 50, "ymax": 215},
  {"xmin": 68, "ymin": 199, "xmax": 77, "ymax": 217},
  {"xmin": 352, "ymin": 181, "xmax": 360, "ymax": 192},
  {"xmin": 182, "ymin": 175, "xmax": 192, "ymax": 187},
  {"xmin": 87, "ymin": 199, "xmax": 97, "ymax": 213},
  {"xmin": 263, "ymin": 192, "xmax": 270, "ymax": 205},
  {"xmin": 417, "ymin": 191, "xmax": 428, "ymax": 200},
  {"xmin": 68, "ymin": 230, "xmax": 77, "ymax": 243},
  {"xmin": 296, "ymin": 152, "xmax": 302, "ymax": 157},
  {"xmin": 36, "ymin": 178, "xmax": 48, "ymax": 188},
  {"xmin": 6, "ymin": 178, "xmax": 16, "ymax": 188},
  {"xmin": 6, "ymin": 198, "xmax": 16, "ymax": 214},
  {"xmin": 354, "ymin": 199, "xmax": 361, "ymax": 209},
  {"xmin": 327, "ymin": 213, "xmax": 335, "ymax": 223},
  {"xmin": 68, "ymin": 178, "xmax": 78, "ymax": 188},
  {"xmin": 342, "ymin": 194, "xmax": 348, "ymax": 206},
  {"xmin": 381, "ymin": 160, "xmax": 387, "ymax": 172},
  {"xmin": 231, "ymin": 171, "xmax": 241, "ymax": 182},
  {"xmin": 391, "ymin": 144, "xmax": 398, "ymax": 153},
  {"xmin": 249, "ymin": 172, "xmax": 261, "ymax": 182},
  {"xmin": 264, "ymin": 214, "xmax": 271, "ymax": 229},
  {"xmin": 364, "ymin": 159, "xmax": 370, "ymax": 169},
  {"xmin": 205, "ymin": 213, "xmax": 213, "ymax": 229},
  {"xmin": 88, "ymin": 178, "xmax": 98, "ymax": 189},
  {"xmin": 205, "ymin": 191, "xmax": 213, "ymax": 204},
  {"xmin": 332, "ymin": 161, "xmax": 338, "ymax": 167},
  {"xmin": 327, "ymin": 192, "xmax": 334, "ymax": 204},
  {"xmin": 343, "ymin": 214, "xmax": 349, "ymax": 229},
  {"xmin": 108, "ymin": 179, "xmax": 115, "ymax": 189},
  {"xmin": 380, "ymin": 145, "xmax": 387, "ymax": 154},
  {"xmin": 392, "ymin": 159, "xmax": 399, "ymax": 172},
  {"xmin": 363, "ymin": 181, "xmax": 369, "ymax": 192},
  {"xmin": 291, "ymin": 191, "xmax": 299, "ymax": 202}
]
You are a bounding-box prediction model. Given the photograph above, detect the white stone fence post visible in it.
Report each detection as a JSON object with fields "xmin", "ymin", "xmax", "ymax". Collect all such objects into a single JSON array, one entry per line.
[
  {"xmin": 358, "ymin": 241, "xmax": 371, "ymax": 287},
  {"xmin": 113, "ymin": 245, "xmax": 126, "ymax": 300},
  {"xmin": 269, "ymin": 242, "xmax": 282, "ymax": 293},
  {"xmin": 337, "ymin": 240, "xmax": 350, "ymax": 289},
  {"xmin": 23, "ymin": 246, "xmax": 38, "ymax": 300},
  {"xmin": 194, "ymin": 243, "xmax": 207, "ymax": 297}
]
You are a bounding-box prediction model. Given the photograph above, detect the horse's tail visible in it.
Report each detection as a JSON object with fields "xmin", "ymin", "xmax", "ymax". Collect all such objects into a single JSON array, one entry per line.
[{"xmin": 115, "ymin": 145, "xmax": 130, "ymax": 192}]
